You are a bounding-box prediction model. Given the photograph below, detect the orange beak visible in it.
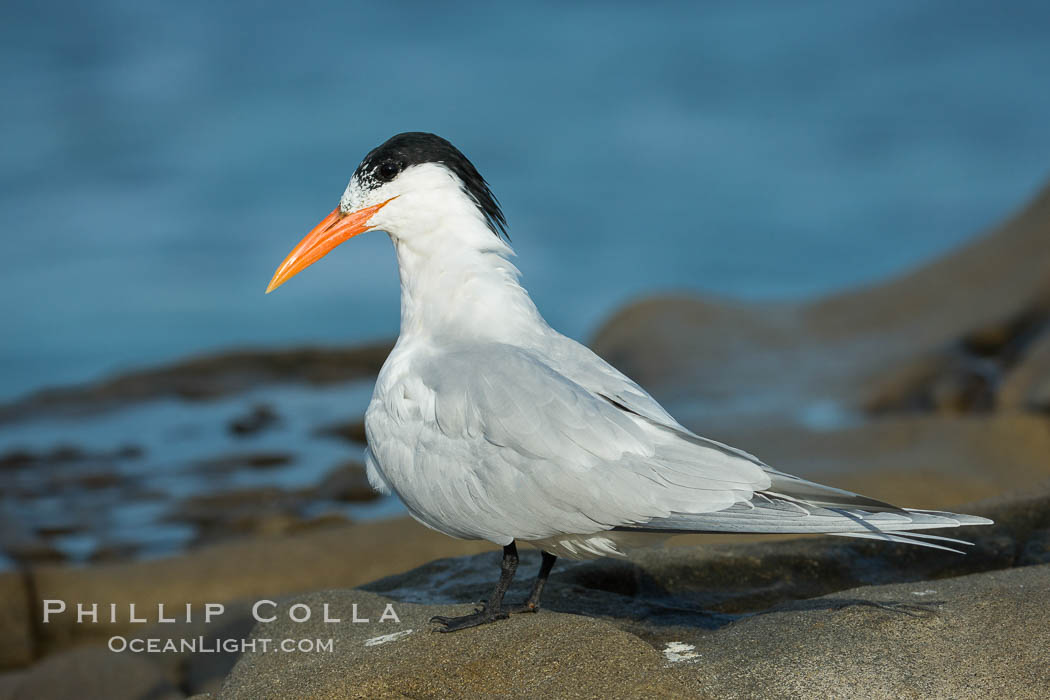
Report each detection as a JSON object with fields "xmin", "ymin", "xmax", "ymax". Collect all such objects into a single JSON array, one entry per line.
[{"xmin": 265, "ymin": 197, "xmax": 395, "ymax": 293}]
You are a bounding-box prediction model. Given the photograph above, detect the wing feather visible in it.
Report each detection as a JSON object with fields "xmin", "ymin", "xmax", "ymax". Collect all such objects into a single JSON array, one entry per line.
[
  {"xmin": 366, "ymin": 338, "xmax": 991, "ymax": 551},
  {"xmin": 399, "ymin": 343, "xmax": 770, "ymax": 542}
]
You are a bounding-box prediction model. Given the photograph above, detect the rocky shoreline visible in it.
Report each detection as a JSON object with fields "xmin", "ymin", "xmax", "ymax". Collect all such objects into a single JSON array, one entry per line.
[
  {"xmin": 3, "ymin": 485, "xmax": 1045, "ymax": 698},
  {"xmin": 1, "ymin": 180, "xmax": 1049, "ymax": 698},
  {"xmin": 223, "ymin": 486, "xmax": 1050, "ymax": 698}
]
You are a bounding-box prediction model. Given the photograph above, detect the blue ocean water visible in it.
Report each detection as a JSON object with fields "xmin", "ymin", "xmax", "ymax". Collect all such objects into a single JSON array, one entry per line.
[{"xmin": 2, "ymin": 1, "xmax": 1049, "ymax": 400}]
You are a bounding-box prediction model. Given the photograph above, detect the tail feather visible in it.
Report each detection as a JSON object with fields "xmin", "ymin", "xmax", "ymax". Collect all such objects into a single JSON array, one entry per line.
[
  {"xmin": 903, "ymin": 508, "xmax": 995, "ymax": 526},
  {"xmin": 881, "ymin": 531, "xmax": 975, "ymax": 546},
  {"xmin": 827, "ymin": 530, "xmax": 967, "ymax": 553},
  {"xmin": 613, "ymin": 470, "xmax": 993, "ymax": 552}
]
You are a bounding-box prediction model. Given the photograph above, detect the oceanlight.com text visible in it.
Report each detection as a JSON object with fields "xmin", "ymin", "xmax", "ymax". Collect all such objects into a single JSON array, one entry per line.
[{"xmin": 108, "ymin": 636, "xmax": 335, "ymax": 654}]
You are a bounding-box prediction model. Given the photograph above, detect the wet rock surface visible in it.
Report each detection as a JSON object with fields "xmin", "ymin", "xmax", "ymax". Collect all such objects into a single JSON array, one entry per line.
[
  {"xmin": 306, "ymin": 461, "xmax": 376, "ymax": 503},
  {"xmin": 0, "ymin": 385, "xmax": 383, "ymax": 566},
  {"xmin": 0, "ymin": 343, "xmax": 394, "ymax": 424},
  {"xmin": 313, "ymin": 418, "xmax": 368, "ymax": 445},
  {"xmin": 0, "ymin": 444, "xmax": 151, "ymax": 565},
  {"xmin": 226, "ymin": 405, "xmax": 279, "ymax": 437},
  {"xmin": 191, "ymin": 452, "xmax": 293, "ymax": 473},
  {"xmin": 169, "ymin": 487, "xmax": 325, "ymax": 546}
]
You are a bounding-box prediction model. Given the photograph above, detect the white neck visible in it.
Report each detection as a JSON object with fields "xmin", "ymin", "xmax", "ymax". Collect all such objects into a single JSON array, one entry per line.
[{"xmin": 391, "ymin": 216, "xmax": 547, "ymax": 345}]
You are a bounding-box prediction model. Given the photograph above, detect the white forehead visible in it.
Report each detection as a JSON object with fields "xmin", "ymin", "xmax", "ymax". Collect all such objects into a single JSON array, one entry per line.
[{"xmin": 339, "ymin": 162, "xmax": 461, "ymax": 214}]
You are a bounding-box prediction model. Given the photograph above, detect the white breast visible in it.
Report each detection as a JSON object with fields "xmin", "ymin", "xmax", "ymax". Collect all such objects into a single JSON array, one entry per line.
[{"xmin": 365, "ymin": 341, "xmax": 517, "ymax": 544}]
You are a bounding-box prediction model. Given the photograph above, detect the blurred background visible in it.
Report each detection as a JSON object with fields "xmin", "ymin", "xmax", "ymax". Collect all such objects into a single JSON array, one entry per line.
[
  {"xmin": 4, "ymin": 0, "xmax": 1050, "ymax": 398},
  {"xmin": 1, "ymin": 1, "xmax": 1049, "ymax": 568}
]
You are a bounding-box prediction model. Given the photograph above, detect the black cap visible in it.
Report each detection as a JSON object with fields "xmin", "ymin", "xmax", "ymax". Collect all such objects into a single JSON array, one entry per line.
[{"xmin": 354, "ymin": 132, "xmax": 508, "ymax": 240}]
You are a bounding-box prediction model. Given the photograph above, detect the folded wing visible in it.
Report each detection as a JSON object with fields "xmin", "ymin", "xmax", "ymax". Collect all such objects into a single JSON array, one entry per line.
[{"xmin": 410, "ymin": 341, "xmax": 991, "ymax": 551}]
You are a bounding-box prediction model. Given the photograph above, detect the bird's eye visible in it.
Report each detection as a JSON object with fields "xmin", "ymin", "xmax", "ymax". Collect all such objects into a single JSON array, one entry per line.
[{"xmin": 376, "ymin": 161, "xmax": 401, "ymax": 182}]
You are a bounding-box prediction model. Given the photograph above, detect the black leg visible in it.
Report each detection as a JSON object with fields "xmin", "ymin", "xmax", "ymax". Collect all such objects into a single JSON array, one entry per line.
[
  {"xmin": 505, "ymin": 550, "xmax": 557, "ymax": 613},
  {"xmin": 430, "ymin": 542, "xmax": 519, "ymax": 632}
]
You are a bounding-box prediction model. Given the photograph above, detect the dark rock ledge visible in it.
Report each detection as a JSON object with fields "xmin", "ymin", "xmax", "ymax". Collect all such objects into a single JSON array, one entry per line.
[{"xmin": 215, "ymin": 487, "xmax": 1050, "ymax": 699}]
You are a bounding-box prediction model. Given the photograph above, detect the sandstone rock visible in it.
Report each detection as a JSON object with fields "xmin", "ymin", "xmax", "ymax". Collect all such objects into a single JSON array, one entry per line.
[
  {"xmin": 862, "ymin": 349, "xmax": 999, "ymax": 415},
  {"xmin": 313, "ymin": 418, "xmax": 367, "ymax": 445},
  {"xmin": 169, "ymin": 479, "xmax": 365, "ymax": 547},
  {"xmin": 0, "ymin": 573, "xmax": 32, "ymax": 670},
  {"xmin": 0, "ymin": 671, "xmax": 26, "ymax": 700},
  {"xmin": 28, "ymin": 517, "xmax": 495, "ymax": 655},
  {"xmin": 308, "ymin": 461, "xmax": 377, "ymax": 503},
  {"xmin": 218, "ymin": 589, "xmax": 696, "ymax": 699},
  {"xmin": 592, "ymin": 181, "xmax": 1050, "ymax": 425},
  {"xmin": 360, "ymin": 485, "xmax": 1047, "ymax": 638},
  {"xmin": 125, "ymin": 602, "xmax": 258, "ymax": 697},
  {"xmin": 9, "ymin": 647, "xmax": 182, "ymax": 700},
  {"xmin": 999, "ymin": 327, "xmax": 1050, "ymax": 411},
  {"xmin": 706, "ymin": 412, "xmax": 1050, "ymax": 515},
  {"xmin": 220, "ymin": 564, "xmax": 1050, "ymax": 699},
  {"xmin": 170, "ymin": 486, "xmax": 306, "ymax": 546},
  {"xmin": 172, "ymin": 486, "xmax": 300, "ymax": 524},
  {"xmin": 685, "ymin": 564, "xmax": 1050, "ymax": 699}
]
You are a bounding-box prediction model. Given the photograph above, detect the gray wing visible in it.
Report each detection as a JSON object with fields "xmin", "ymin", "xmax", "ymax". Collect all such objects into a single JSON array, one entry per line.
[
  {"xmin": 406, "ymin": 343, "xmax": 771, "ymax": 543},
  {"xmin": 539, "ymin": 335, "xmax": 993, "ymax": 551}
]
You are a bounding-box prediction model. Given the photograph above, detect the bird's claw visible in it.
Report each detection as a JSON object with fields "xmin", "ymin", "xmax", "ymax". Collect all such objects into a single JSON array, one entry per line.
[{"xmin": 429, "ymin": 609, "xmax": 509, "ymax": 632}]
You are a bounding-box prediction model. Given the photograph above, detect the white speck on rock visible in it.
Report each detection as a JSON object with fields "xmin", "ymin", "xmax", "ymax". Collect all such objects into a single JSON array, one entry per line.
[
  {"xmin": 663, "ymin": 641, "xmax": 699, "ymax": 663},
  {"xmin": 911, "ymin": 589, "xmax": 937, "ymax": 596},
  {"xmin": 364, "ymin": 630, "xmax": 414, "ymax": 647}
]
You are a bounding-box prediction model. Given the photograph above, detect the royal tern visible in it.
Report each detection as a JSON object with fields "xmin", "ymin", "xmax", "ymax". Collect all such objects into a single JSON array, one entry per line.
[{"xmin": 267, "ymin": 132, "xmax": 992, "ymax": 632}]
